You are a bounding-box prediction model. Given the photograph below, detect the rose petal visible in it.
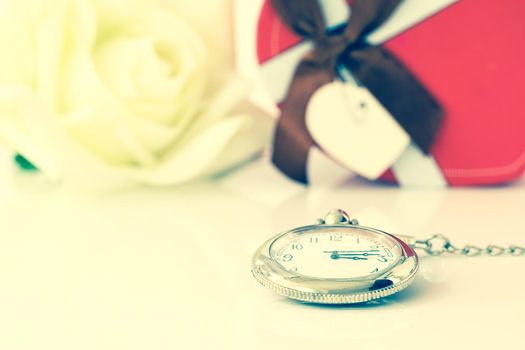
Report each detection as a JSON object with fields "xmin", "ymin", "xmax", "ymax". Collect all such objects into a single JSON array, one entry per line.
[{"xmin": 126, "ymin": 115, "xmax": 252, "ymax": 185}]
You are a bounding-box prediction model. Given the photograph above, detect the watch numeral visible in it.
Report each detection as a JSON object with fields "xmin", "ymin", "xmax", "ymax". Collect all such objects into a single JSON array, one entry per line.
[
  {"xmin": 283, "ymin": 254, "xmax": 293, "ymax": 262},
  {"xmin": 330, "ymin": 234, "xmax": 342, "ymax": 241},
  {"xmin": 309, "ymin": 237, "xmax": 319, "ymax": 243},
  {"xmin": 292, "ymin": 243, "xmax": 303, "ymax": 250}
]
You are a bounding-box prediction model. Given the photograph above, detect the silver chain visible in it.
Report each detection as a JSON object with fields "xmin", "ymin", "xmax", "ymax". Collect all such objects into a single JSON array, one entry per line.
[{"xmin": 414, "ymin": 234, "xmax": 525, "ymax": 257}]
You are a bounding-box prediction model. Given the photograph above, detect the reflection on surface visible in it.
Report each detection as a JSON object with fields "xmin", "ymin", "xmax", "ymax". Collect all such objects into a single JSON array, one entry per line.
[
  {"xmin": 0, "ymin": 159, "xmax": 524, "ymax": 349},
  {"xmin": 420, "ymin": 256, "xmax": 449, "ymax": 283},
  {"xmin": 234, "ymin": 293, "xmax": 419, "ymax": 349}
]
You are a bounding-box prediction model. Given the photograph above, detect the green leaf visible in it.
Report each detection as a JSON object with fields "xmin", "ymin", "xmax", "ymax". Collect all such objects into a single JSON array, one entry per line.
[{"xmin": 14, "ymin": 154, "xmax": 38, "ymax": 171}]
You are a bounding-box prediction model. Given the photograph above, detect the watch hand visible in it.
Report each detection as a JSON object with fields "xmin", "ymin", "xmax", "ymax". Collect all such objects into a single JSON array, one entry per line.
[
  {"xmin": 337, "ymin": 250, "xmax": 380, "ymax": 253},
  {"xmin": 325, "ymin": 251, "xmax": 389, "ymax": 262},
  {"xmin": 337, "ymin": 256, "xmax": 368, "ymax": 260},
  {"xmin": 328, "ymin": 252, "xmax": 369, "ymax": 260},
  {"xmin": 324, "ymin": 249, "xmax": 379, "ymax": 253},
  {"xmin": 324, "ymin": 250, "xmax": 380, "ymax": 257}
]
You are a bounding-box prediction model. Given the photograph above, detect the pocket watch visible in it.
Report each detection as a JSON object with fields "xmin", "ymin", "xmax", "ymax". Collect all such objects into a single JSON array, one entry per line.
[{"xmin": 251, "ymin": 209, "xmax": 524, "ymax": 304}]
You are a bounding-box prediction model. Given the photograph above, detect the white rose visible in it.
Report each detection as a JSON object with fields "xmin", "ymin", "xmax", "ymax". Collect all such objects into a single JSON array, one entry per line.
[{"xmin": 0, "ymin": 0, "xmax": 270, "ymax": 187}]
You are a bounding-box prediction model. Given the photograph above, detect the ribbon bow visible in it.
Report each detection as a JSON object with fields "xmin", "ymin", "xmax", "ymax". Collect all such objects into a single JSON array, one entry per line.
[{"xmin": 270, "ymin": 0, "xmax": 443, "ymax": 183}]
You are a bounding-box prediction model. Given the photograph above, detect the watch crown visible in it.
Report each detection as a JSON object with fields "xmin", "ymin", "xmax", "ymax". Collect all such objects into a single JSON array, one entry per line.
[{"xmin": 323, "ymin": 209, "xmax": 351, "ymax": 225}]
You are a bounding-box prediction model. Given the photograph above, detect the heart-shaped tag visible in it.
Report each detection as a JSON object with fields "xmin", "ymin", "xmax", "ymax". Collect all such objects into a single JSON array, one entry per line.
[{"xmin": 306, "ymin": 81, "xmax": 410, "ymax": 179}]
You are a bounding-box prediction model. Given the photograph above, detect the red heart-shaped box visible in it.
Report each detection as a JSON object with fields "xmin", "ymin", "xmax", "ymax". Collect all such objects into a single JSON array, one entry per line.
[{"xmin": 257, "ymin": 0, "xmax": 525, "ymax": 185}]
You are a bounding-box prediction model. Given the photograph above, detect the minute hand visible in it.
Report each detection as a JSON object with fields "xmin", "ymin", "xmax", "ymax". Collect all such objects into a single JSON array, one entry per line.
[{"xmin": 324, "ymin": 251, "xmax": 381, "ymax": 260}]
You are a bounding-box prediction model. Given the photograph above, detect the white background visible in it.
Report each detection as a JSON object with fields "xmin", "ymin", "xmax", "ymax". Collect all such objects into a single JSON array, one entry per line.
[{"xmin": 0, "ymin": 152, "xmax": 524, "ymax": 350}]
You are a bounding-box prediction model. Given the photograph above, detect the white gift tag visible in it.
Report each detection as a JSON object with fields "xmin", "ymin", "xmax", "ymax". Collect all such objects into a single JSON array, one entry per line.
[{"xmin": 306, "ymin": 81, "xmax": 410, "ymax": 179}]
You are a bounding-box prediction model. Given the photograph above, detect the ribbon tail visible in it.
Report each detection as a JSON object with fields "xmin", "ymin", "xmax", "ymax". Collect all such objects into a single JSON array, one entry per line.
[
  {"xmin": 341, "ymin": 46, "xmax": 443, "ymax": 154},
  {"xmin": 272, "ymin": 60, "xmax": 334, "ymax": 183}
]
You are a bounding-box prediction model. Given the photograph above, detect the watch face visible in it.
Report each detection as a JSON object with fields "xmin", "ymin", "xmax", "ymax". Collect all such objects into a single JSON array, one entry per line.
[{"xmin": 269, "ymin": 226, "xmax": 402, "ymax": 279}]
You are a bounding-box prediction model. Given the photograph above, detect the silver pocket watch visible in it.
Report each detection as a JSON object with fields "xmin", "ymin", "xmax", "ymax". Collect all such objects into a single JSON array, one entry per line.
[{"xmin": 251, "ymin": 209, "xmax": 524, "ymax": 304}]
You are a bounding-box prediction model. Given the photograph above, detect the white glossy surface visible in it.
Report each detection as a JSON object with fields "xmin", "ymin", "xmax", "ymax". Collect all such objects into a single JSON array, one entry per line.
[{"xmin": 0, "ymin": 160, "xmax": 524, "ymax": 349}]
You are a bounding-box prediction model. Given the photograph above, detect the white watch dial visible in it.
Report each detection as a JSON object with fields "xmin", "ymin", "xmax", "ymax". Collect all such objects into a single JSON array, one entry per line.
[{"xmin": 270, "ymin": 227, "xmax": 402, "ymax": 279}]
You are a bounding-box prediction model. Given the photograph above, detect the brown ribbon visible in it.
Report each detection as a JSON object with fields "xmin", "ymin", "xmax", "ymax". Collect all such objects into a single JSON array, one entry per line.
[{"xmin": 270, "ymin": 0, "xmax": 443, "ymax": 183}]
